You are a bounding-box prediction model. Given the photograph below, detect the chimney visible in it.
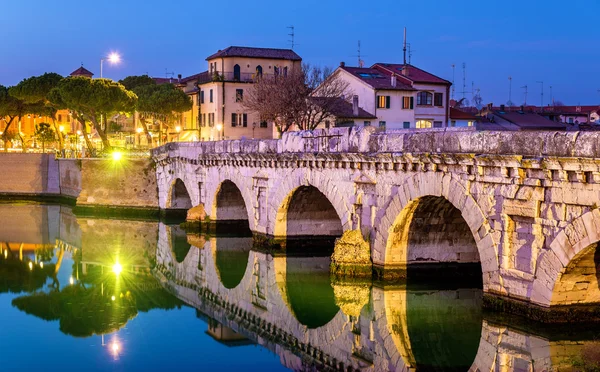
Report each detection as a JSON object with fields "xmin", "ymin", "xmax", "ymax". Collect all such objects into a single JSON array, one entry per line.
[
  {"xmin": 520, "ymin": 105, "xmax": 525, "ymax": 112},
  {"xmin": 500, "ymin": 104, "xmax": 505, "ymax": 112},
  {"xmin": 402, "ymin": 65, "xmax": 409, "ymax": 77},
  {"xmin": 487, "ymin": 103, "xmax": 493, "ymax": 111},
  {"xmin": 352, "ymin": 95, "xmax": 359, "ymax": 117},
  {"xmin": 178, "ymin": 74, "xmax": 182, "ymax": 83},
  {"xmin": 391, "ymin": 75, "xmax": 397, "ymax": 87},
  {"xmin": 340, "ymin": 61, "xmax": 345, "ymax": 67}
]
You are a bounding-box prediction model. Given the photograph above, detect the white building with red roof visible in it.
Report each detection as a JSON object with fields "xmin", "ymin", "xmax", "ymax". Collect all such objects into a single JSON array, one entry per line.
[{"xmin": 324, "ymin": 62, "xmax": 451, "ymax": 130}]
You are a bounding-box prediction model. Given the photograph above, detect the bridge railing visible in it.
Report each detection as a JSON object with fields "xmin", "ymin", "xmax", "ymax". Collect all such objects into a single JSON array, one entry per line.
[{"xmin": 152, "ymin": 128, "xmax": 600, "ymax": 159}]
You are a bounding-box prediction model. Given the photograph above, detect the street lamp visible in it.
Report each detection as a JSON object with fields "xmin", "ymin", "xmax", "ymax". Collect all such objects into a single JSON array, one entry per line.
[
  {"xmin": 136, "ymin": 127, "xmax": 143, "ymax": 148},
  {"xmin": 100, "ymin": 52, "xmax": 121, "ymax": 79},
  {"xmin": 175, "ymin": 126, "xmax": 181, "ymax": 142},
  {"xmin": 215, "ymin": 123, "xmax": 223, "ymax": 140}
]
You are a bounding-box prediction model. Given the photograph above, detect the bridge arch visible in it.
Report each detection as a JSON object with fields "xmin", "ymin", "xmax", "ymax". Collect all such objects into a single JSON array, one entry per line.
[
  {"xmin": 211, "ymin": 179, "xmax": 252, "ymax": 224},
  {"xmin": 167, "ymin": 178, "xmax": 193, "ymax": 210},
  {"xmin": 270, "ymin": 174, "xmax": 351, "ymax": 238},
  {"xmin": 532, "ymin": 209, "xmax": 600, "ymax": 307},
  {"xmin": 374, "ymin": 173, "xmax": 498, "ymax": 287}
]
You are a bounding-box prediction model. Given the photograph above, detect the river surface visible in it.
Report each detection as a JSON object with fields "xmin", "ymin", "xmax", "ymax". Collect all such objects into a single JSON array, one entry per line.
[{"xmin": 0, "ymin": 203, "xmax": 598, "ymax": 371}]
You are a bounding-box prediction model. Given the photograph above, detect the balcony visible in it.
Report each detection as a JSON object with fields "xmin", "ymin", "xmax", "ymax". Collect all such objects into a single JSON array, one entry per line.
[{"xmin": 208, "ymin": 71, "xmax": 275, "ymax": 83}]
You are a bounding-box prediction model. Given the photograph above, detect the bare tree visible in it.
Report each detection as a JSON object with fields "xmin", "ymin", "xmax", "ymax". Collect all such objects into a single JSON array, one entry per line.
[{"xmin": 242, "ymin": 64, "xmax": 350, "ymax": 133}]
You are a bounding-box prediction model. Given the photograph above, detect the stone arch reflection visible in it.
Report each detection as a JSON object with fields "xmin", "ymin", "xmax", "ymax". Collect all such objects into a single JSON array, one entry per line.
[
  {"xmin": 212, "ymin": 235, "xmax": 252, "ymax": 290},
  {"xmin": 383, "ymin": 286, "xmax": 483, "ymax": 370},
  {"xmin": 276, "ymin": 255, "xmax": 340, "ymax": 329},
  {"xmin": 169, "ymin": 225, "xmax": 192, "ymax": 263}
]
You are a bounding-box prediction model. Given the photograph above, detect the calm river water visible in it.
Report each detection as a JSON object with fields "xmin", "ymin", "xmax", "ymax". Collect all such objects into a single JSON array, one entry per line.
[{"xmin": 0, "ymin": 203, "xmax": 598, "ymax": 371}]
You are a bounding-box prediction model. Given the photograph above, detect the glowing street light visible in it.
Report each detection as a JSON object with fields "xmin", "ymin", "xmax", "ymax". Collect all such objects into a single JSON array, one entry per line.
[
  {"xmin": 215, "ymin": 123, "xmax": 223, "ymax": 140},
  {"xmin": 112, "ymin": 262, "xmax": 122, "ymax": 275},
  {"xmin": 112, "ymin": 151, "xmax": 123, "ymax": 161},
  {"xmin": 100, "ymin": 52, "xmax": 121, "ymax": 78}
]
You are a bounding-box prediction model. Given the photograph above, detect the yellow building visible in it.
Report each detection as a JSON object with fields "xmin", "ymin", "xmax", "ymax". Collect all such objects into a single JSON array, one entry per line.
[{"xmin": 173, "ymin": 46, "xmax": 302, "ymax": 141}]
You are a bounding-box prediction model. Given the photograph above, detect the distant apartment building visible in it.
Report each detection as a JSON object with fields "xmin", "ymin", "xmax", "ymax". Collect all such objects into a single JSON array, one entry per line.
[
  {"xmin": 321, "ymin": 62, "xmax": 451, "ymax": 130},
  {"xmin": 175, "ymin": 46, "xmax": 302, "ymax": 141}
]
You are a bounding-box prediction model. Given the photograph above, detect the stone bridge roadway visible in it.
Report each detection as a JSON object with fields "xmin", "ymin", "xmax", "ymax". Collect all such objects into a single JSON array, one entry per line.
[
  {"xmin": 152, "ymin": 128, "xmax": 600, "ymax": 314},
  {"xmin": 155, "ymin": 223, "xmax": 591, "ymax": 371}
]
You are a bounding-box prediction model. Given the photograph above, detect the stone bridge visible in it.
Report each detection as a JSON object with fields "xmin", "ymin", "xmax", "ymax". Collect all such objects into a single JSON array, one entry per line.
[
  {"xmin": 155, "ymin": 224, "xmax": 593, "ymax": 371},
  {"xmin": 152, "ymin": 128, "xmax": 600, "ymax": 316}
]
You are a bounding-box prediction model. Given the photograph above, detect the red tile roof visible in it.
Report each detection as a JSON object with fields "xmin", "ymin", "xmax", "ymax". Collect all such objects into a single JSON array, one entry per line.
[
  {"xmin": 70, "ymin": 66, "xmax": 94, "ymax": 77},
  {"xmin": 340, "ymin": 66, "xmax": 415, "ymax": 91},
  {"xmin": 206, "ymin": 46, "xmax": 302, "ymax": 61},
  {"xmin": 493, "ymin": 111, "xmax": 567, "ymax": 130},
  {"xmin": 450, "ymin": 107, "xmax": 477, "ymax": 120},
  {"xmin": 310, "ymin": 97, "xmax": 376, "ymax": 119},
  {"xmin": 373, "ymin": 63, "xmax": 450, "ymax": 85}
]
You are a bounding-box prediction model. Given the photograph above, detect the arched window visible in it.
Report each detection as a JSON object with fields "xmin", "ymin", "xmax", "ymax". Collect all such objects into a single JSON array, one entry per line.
[
  {"xmin": 256, "ymin": 65, "xmax": 263, "ymax": 77},
  {"xmin": 416, "ymin": 91, "xmax": 433, "ymax": 106},
  {"xmin": 233, "ymin": 64, "xmax": 241, "ymax": 81},
  {"xmin": 416, "ymin": 120, "xmax": 433, "ymax": 128}
]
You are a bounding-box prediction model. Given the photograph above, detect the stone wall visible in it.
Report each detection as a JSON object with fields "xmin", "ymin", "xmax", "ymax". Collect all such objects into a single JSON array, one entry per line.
[
  {"xmin": 75, "ymin": 158, "xmax": 158, "ymax": 209},
  {"xmin": 0, "ymin": 153, "xmax": 60, "ymax": 195}
]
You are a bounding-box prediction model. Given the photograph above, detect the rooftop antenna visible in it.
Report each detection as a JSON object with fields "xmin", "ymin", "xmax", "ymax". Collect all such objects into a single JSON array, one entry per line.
[
  {"xmin": 549, "ymin": 85, "xmax": 553, "ymax": 106},
  {"xmin": 521, "ymin": 85, "xmax": 528, "ymax": 106},
  {"xmin": 403, "ymin": 27, "xmax": 407, "ymax": 65},
  {"xmin": 407, "ymin": 43, "xmax": 415, "ymax": 64},
  {"xmin": 536, "ymin": 80, "xmax": 544, "ymax": 111},
  {"xmin": 352, "ymin": 40, "xmax": 366, "ymax": 67},
  {"xmin": 460, "ymin": 63, "xmax": 468, "ymax": 100},
  {"xmin": 508, "ymin": 76, "xmax": 512, "ymax": 106},
  {"xmin": 165, "ymin": 68, "xmax": 174, "ymax": 78},
  {"xmin": 287, "ymin": 26, "xmax": 295, "ymax": 49},
  {"xmin": 451, "ymin": 64, "xmax": 456, "ymax": 100}
]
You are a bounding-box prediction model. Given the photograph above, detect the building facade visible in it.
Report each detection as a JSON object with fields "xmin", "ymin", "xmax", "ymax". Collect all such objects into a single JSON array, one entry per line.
[
  {"xmin": 324, "ymin": 62, "xmax": 451, "ymax": 130},
  {"xmin": 176, "ymin": 46, "xmax": 302, "ymax": 141}
]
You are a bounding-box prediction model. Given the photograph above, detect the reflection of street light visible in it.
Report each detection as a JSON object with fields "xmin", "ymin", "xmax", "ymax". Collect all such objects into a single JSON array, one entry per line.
[{"xmin": 112, "ymin": 262, "xmax": 122, "ymax": 275}]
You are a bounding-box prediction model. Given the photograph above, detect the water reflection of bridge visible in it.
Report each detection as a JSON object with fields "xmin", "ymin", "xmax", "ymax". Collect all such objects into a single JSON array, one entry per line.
[{"xmin": 156, "ymin": 224, "xmax": 595, "ymax": 371}]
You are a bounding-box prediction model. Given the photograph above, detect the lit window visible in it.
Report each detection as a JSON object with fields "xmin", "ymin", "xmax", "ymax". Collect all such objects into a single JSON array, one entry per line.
[
  {"xmin": 416, "ymin": 120, "xmax": 432, "ymax": 128},
  {"xmin": 402, "ymin": 97, "xmax": 413, "ymax": 109},
  {"xmin": 377, "ymin": 96, "xmax": 390, "ymax": 109},
  {"xmin": 416, "ymin": 92, "xmax": 433, "ymax": 106}
]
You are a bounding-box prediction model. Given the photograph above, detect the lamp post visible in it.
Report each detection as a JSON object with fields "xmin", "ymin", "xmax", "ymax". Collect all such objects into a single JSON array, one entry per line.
[
  {"xmin": 136, "ymin": 127, "xmax": 143, "ymax": 148},
  {"xmin": 252, "ymin": 122, "xmax": 256, "ymax": 139},
  {"xmin": 215, "ymin": 123, "xmax": 223, "ymax": 140},
  {"xmin": 100, "ymin": 52, "xmax": 121, "ymax": 79}
]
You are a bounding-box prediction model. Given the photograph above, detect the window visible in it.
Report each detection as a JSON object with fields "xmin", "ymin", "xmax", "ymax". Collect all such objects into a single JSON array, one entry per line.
[
  {"xmin": 260, "ymin": 121, "xmax": 268, "ymax": 128},
  {"xmin": 378, "ymin": 121, "xmax": 386, "ymax": 128},
  {"xmin": 402, "ymin": 96, "xmax": 414, "ymax": 109},
  {"xmin": 324, "ymin": 120, "xmax": 330, "ymax": 129},
  {"xmin": 433, "ymin": 121, "xmax": 443, "ymax": 128},
  {"xmin": 451, "ymin": 120, "xmax": 456, "ymax": 127},
  {"xmin": 200, "ymin": 113, "xmax": 206, "ymax": 127},
  {"xmin": 231, "ymin": 113, "xmax": 248, "ymax": 127},
  {"xmin": 274, "ymin": 66, "xmax": 280, "ymax": 76},
  {"xmin": 416, "ymin": 91, "xmax": 433, "ymax": 106},
  {"xmin": 569, "ymin": 117, "xmax": 574, "ymax": 123},
  {"xmin": 416, "ymin": 120, "xmax": 432, "ymax": 128},
  {"xmin": 377, "ymin": 95, "xmax": 390, "ymax": 109},
  {"xmin": 233, "ymin": 64, "xmax": 241, "ymax": 81},
  {"xmin": 209, "ymin": 89, "xmax": 213, "ymax": 103},
  {"xmin": 200, "ymin": 91, "xmax": 205, "ymax": 104},
  {"xmin": 283, "ymin": 66, "xmax": 288, "ymax": 77},
  {"xmin": 208, "ymin": 113, "xmax": 214, "ymax": 127},
  {"xmin": 364, "ymin": 121, "xmax": 371, "ymax": 126},
  {"xmin": 403, "ymin": 121, "xmax": 410, "ymax": 129},
  {"xmin": 256, "ymin": 65, "xmax": 263, "ymax": 77},
  {"xmin": 58, "ymin": 114, "xmax": 62, "ymax": 122},
  {"xmin": 434, "ymin": 93, "xmax": 443, "ymax": 106},
  {"xmin": 236, "ymin": 89, "xmax": 243, "ymax": 102}
]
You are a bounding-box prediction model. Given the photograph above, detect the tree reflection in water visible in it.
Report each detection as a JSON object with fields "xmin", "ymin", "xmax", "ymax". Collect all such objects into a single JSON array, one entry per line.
[{"xmin": 12, "ymin": 252, "xmax": 183, "ymax": 338}]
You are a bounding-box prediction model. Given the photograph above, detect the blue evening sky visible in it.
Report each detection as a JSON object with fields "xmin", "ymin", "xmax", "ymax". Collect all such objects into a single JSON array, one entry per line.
[{"xmin": 1, "ymin": 0, "xmax": 598, "ymax": 105}]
